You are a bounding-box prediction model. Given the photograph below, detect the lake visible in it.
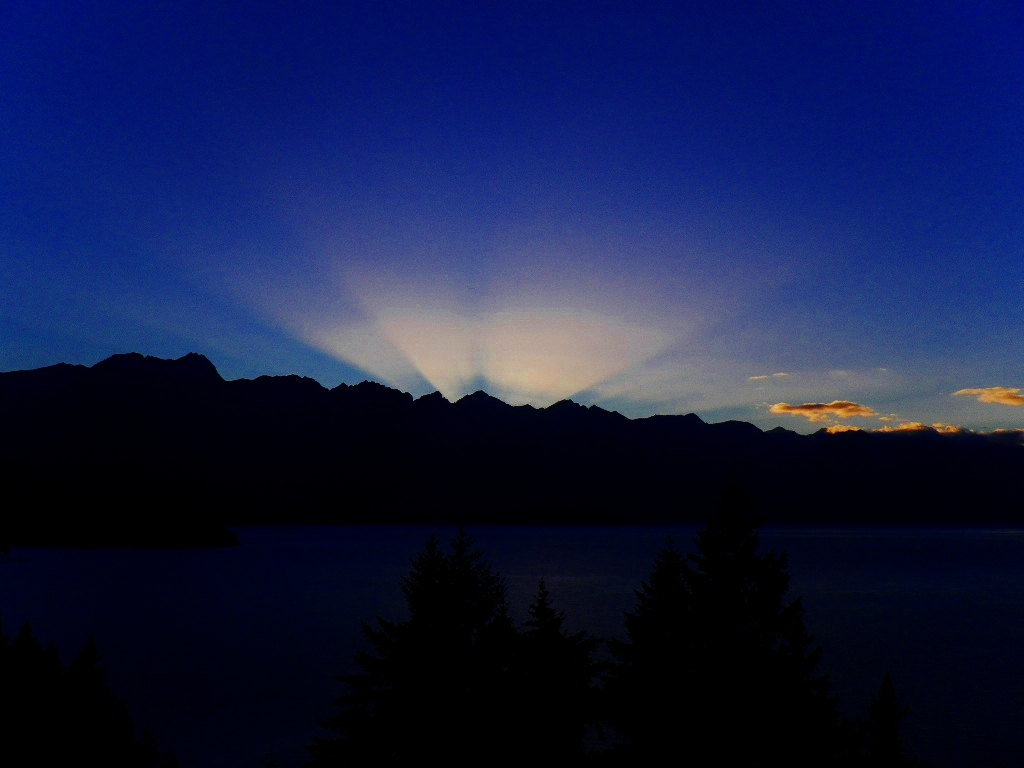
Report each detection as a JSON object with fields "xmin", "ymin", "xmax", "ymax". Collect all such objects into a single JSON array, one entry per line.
[{"xmin": 2, "ymin": 525, "xmax": 1022, "ymax": 767}]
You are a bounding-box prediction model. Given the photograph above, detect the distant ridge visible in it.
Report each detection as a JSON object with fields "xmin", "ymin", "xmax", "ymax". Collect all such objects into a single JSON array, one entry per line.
[{"xmin": 1, "ymin": 352, "xmax": 1022, "ymax": 546}]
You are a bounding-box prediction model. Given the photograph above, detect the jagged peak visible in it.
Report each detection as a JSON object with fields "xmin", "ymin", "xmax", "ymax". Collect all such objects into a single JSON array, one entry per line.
[
  {"xmin": 92, "ymin": 351, "xmax": 148, "ymax": 369},
  {"xmin": 174, "ymin": 352, "xmax": 222, "ymax": 378},
  {"xmin": 415, "ymin": 391, "xmax": 450, "ymax": 405},
  {"xmin": 639, "ymin": 412, "xmax": 706, "ymax": 427},
  {"xmin": 333, "ymin": 379, "xmax": 407, "ymax": 393},
  {"xmin": 540, "ymin": 399, "xmax": 630, "ymax": 427},
  {"xmin": 545, "ymin": 398, "xmax": 583, "ymax": 411},
  {"xmin": 92, "ymin": 351, "xmax": 222, "ymax": 380},
  {"xmin": 455, "ymin": 390, "xmax": 509, "ymax": 407},
  {"xmin": 247, "ymin": 373, "xmax": 326, "ymax": 390},
  {"xmin": 707, "ymin": 419, "xmax": 765, "ymax": 438},
  {"xmin": 330, "ymin": 379, "xmax": 414, "ymax": 407},
  {"xmin": 354, "ymin": 379, "xmax": 404, "ymax": 393}
]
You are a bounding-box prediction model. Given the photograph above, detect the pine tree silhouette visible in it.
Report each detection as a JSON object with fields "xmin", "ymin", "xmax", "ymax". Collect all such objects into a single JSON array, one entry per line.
[
  {"xmin": 604, "ymin": 536, "xmax": 692, "ymax": 759},
  {"xmin": 858, "ymin": 673, "xmax": 927, "ymax": 767},
  {"xmin": 306, "ymin": 529, "xmax": 517, "ymax": 766},
  {"xmin": 138, "ymin": 728, "xmax": 181, "ymax": 768},
  {"xmin": 509, "ymin": 580, "xmax": 600, "ymax": 761},
  {"xmin": 606, "ymin": 483, "xmax": 841, "ymax": 765},
  {"xmin": 0, "ymin": 618, "xmax": 177, "ymax": 766},
  {"xmin": 3, "ymin": 621, "xmax": 66, "ymax": 764},
  {"xmin": 690, "ymin": 483, "xmax": 840, "ymax": 765},
  {"xmin": 63, "ymin": 636, "xmax": 138, "ymax": 763}
]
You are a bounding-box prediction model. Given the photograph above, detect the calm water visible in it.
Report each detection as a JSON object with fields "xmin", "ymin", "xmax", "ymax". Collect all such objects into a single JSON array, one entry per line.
[{"xmin": 2, "ymin": 525, "xmax": 1023, "ymax": 767}]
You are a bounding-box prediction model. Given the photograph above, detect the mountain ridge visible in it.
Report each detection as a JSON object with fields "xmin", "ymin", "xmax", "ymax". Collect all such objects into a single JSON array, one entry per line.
[{"xmin": 1, "ymin": 352, "xmax": 1022, "ymax": 546}]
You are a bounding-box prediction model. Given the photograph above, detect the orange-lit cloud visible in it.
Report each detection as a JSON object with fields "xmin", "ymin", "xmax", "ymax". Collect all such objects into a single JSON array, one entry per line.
[
  {"xmin": 832, "ymin": 421, "xmax": 1012, "ymax": 437},
  {"xmin": 874, "ymin": 422, "xmax": 930, "ymax": 433},
  {"xmin": 769, "ymin": 400, "xmax": 877, "ymax": 423},
  {"xmin": 871, "ymin": 422, "xmax": 971, "ymax": 434},
  {"xmin": 825, "ymin": 424, "xmax": 862, "ymax": 433},
  {"xmin": 953, "ymin": 387, "xmax": 1024, "ymax": 406}
]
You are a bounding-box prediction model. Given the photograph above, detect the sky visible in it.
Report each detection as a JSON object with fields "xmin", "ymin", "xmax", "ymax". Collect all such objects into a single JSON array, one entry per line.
[{"xmin": 2, "ymin": 1, "xmax": 1022, "ymax": 434}]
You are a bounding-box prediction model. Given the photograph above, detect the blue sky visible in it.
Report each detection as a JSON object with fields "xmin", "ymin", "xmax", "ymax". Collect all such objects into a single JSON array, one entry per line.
[{"xmin": 2, "ymin": 1, "xmax": 1022, "ymax": 432}]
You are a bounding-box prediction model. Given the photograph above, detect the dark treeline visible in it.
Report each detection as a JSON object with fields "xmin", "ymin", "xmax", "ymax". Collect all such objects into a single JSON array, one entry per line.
[
  {"xmin": 2, "ymin": 352, "xmax": 1022, "ymax": 548},
  {"xmin": 307, "ymin": 487, "xmax": 928, "ymax": 767},
  {"xmin": 0, "ymin": 620, "xmax": 179, "ymax": 767}
]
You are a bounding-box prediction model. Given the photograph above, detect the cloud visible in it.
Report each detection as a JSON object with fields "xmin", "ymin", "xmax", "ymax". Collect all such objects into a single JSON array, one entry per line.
[
  {"xmin": 871, "ymin": 422, "xmax": 983, "ymax": 435},
  {"xmin": 769, "ymin": 400, "xmax": 877, "ymax": 423},
  {"xmin": 749, "ymin": 372, "xmax": 789, "ymax": 381},
  {"xmin": 824, "ymin": 420, "xmax": 1015, "ymax": 439},
  {"xmin": 874, "ymin": 422, "xmax": 930, "ymax": 433},
  {"xmin": 953, "ymin": 387, "xmax": 1024, "ymax": 406}
]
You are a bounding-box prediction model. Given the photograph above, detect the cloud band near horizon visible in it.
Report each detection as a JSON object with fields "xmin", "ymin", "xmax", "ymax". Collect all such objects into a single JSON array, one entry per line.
[
  {"xmin": 769, "ymin": 400, "xmax": 877, "ymax": 423},
  {"xmin": 954, "ymin": 387, "xmax": 1024, "ymax": 407}
]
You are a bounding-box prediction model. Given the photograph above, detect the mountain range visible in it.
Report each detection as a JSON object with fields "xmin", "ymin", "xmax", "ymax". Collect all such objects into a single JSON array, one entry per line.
[{"xmin": 1, "ymin": 352, "xmax": 1021, "ymax": 546}]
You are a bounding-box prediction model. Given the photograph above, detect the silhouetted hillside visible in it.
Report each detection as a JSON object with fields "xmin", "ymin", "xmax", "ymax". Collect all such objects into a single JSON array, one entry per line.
[{"xmin": 1, "ymin": 353, "xmax": 1022, "ymax": 544}]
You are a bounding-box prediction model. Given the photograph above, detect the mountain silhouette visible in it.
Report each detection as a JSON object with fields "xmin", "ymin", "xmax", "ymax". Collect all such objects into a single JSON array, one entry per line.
[{"xmin": 1, "ymin": 352, "xmax": 1022, "ymax": 546}]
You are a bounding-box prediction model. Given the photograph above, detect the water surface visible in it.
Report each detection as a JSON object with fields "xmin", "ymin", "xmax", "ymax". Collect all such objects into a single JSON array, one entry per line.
[{"xmin": 2, "ymin": 525, "xmax": 1022, "ymax": 767}]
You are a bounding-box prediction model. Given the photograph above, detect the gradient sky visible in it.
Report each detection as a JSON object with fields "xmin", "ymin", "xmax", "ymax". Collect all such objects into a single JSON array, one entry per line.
[{"xmin": 3, "ymin": 1, "xmax": 1022, "ymax": 433}]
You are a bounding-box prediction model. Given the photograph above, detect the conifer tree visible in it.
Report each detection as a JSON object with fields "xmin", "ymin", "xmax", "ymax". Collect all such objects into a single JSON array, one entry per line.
[
  {"xmin": 858, "ymin": 673, "xmax": 926, "ymax": 766},
  {"xmin": 686, "ymin": 483, "xmax": 839, "ymax": 765},
  {"xmin": 3, "ymin": 621, "xmax": 66, "ymax": 763},
  {"xmin": 307, "ymin": 529, "xmax": 517, "ymax": 766},
  {"xmin": 509, "ymin": 580, "xmax": 600, "ymax": 760},
  {"xmin": 63, "ymin": 636, "xmax": 139, "ymax": 764},
  {"xmin": 0, "ymin": 618, "xmax": 176, "ymax": 767},
  {"xmin": 606, "ymin": 484, "xmax": 840, "ymax": 765},
  {"xmin": 604, "ymin": 537, "xmax": 692, "ymax": 758}
]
